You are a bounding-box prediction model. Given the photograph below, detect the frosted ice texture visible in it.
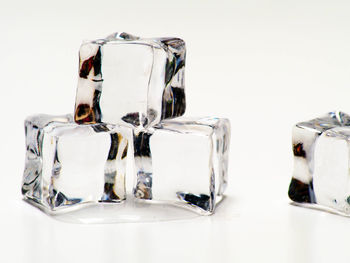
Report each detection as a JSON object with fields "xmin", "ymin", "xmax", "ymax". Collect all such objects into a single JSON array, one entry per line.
[
  {"xmin": 288, "ymin": 111, "xmax": 350, "ymax": 215},
  {"xmin": 74, "ymin": 32, "xmax": 186, "ymax": 128},
  {"xmin": 132, "ymin": 117, "xmax": 230, "ymax": 215},
  {"xmin": 22, "ymin": 114, "xmax": 129, "ymax": 213}
]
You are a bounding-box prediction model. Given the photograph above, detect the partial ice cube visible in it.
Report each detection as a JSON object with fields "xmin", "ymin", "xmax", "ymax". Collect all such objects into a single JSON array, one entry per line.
[
  {"xmin": 22, "ymin": 114, "xmax": 129, "ymax": 213},
  {"xmin": 132, "ymin": 117, "xmax": 230, "ymax": 215},
  {"xmin": 74, "ymin": 32, "xmax": 186, "ymax": 127},
  {"xmin": 288, "ymin": 111, "xmax": 350, "ymax": 215}
]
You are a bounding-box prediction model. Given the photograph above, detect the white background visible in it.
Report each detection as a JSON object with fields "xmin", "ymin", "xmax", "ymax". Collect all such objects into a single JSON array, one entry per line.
[{"xmin": 2, "ymin": 0, "xmax": 350, "ymax": 262}]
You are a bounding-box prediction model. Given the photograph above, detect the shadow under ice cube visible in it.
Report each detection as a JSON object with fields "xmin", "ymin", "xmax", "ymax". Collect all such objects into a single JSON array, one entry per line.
[
  {"xmin": 22, "ymin": 114, "xmax": 129, "ymax": 213},
  {"xmin": 133, "ymin": 117, "xmax": 230, "ymax": 214},
  {"xmin": 288, "ymin": 111, "xmax": 350, "ymax": 215},
  {"xmin": 74, "ymin": 32, "xmax": 186, "ymax": 128}
]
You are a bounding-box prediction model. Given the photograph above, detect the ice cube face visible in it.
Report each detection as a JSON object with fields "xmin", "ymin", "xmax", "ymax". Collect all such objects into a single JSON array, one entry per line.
[
  {"xmin": 288, "ymin": 111, "xmax": 350, "ymax": 215},
  {"xmin": 132, "ymin": 117, "xmax": 231, "ymax": 215},
  {"xmin": 313, "ymin": 127, "xmax": 350, "ymax": 214},
  {"xmin": 74, "ymin": 32, "xmax": 186, "ymax": 128},
  {"xmin": 22, "ymin": 114, "xmax": 129, "ymax": 213}
]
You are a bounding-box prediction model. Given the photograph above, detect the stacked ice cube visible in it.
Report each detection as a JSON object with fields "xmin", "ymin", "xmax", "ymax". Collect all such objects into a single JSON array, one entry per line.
[{"xmin": 22, "ymin": 32, "xmax": 231, "ymax": 215}]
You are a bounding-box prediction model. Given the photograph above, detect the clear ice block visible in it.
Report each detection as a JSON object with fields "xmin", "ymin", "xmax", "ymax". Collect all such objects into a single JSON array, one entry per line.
[
  {"xmin": 132, "ymin": 117, "xmax": 231, "ymax": 215},
  {"xmin": 22, "ymin": 114, "xmax": 129, "ymax": 213},
  {"xmin": 74, "ymin": 32, "xmax": 186, "ymax": 128},
  {"xmin": 288, "ymin": 111, "xmax": 350, "ymax": 214}
]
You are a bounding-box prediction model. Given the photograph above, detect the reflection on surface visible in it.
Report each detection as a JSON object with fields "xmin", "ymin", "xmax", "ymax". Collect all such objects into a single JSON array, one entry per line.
[
  {"xmin": 287, "ymin": 205, "xmax": 316, "ymax": 263},
  {"xmin": 18, "ymin": 195, "xmax": 234, "ymax": 263},
  {"xmin": 19, "ymin": 197, "xmax": 216, "ymax": 263},
  {"xmin": 44, "ymin": 196, "xmax": 200, "ymax": 224},
  {"xmin": 287, "ymin": 204, "xmax": 350, "ymax": 262}
]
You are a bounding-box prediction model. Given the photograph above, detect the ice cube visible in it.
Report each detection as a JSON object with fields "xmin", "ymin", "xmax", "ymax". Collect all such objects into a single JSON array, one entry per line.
[
  {"xmin": 74, "ymin": 32, "xmax": 186, "ymax": 127},
  {"xmin": 132, "ymin": 117, "xmax": 231, "ymax": 215},
  {"xmin": 22, "ymin": 114, "xmax": 129, "ymax": 213},
  {"xmin": 288, "ymin": 111, "xmax": 350, "ymax": 214}
]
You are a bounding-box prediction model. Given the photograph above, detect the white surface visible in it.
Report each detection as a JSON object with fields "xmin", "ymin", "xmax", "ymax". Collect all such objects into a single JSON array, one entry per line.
[{"xmin": 2, "ymin": 0, "xmax": 350, "ymax": 262}]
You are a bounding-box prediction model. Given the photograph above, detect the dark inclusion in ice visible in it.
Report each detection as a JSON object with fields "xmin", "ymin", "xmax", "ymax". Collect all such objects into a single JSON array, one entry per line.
[
  {"xmin": 133, "ymin": 131, "xmax": 153, "ymax": 199},
  {"xmin": 161, "ymin": 87, "xmax": 186, "ymax": 119},
  {"xmin": 101, "ymin": 183, "xmax": 119, "ymax": 202},
  {"xmin": 79, "ymin": 47, "xmax": 102, "ymax": 79},
  {"xmin": 49, "ymin": 189, "xmax": 81, "ymax": 209},
  {"xmin": 161, "ymin": 38, "xmax": 186, "ymax": 120},
  {"xmin": 177, "ymin": 192, "xmax": 210, "ymax": 211},
  {"xmin": 90, "ymin": 123, "xmax": 109, "ymax": 133},
  {"xmin": 75, "ymin": 91, "xmax": 102, "ymax": 124},
  {"xmin": 102, "ymin": 131, "xmax": 127, "ymax": 201},
  {"xmin": 133, "ymin": 132, "xmax": 152, "ymax": 158},
  {"xmin": 288, "ymin": 178, "xmax": 316, "ymax": 203},
  {"xmin": 293, "ymin": 143, "xmax": 306, "ymax": 158},
  {"xmin": 107, "ymin": 133, "xmax": 121, "ymax": 160},
  {"xmin": 121, "ymin": 112, "xmax": 148, "ymax": 127}
]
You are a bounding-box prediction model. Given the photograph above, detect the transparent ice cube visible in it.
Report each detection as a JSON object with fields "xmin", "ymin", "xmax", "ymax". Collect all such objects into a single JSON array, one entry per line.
[
  {"xmin": 132, "ymin": 117, "xmax": 231, "ymax": 215},
  {"xmin": 312, "ymin": 127, "xmax": 350, "ymax": 215},
  {"xmin": 288, "ymin": 111, "xmax": 350, "ymax": 215},
  {"xmin": 74, "ymin": 32, "xmax": 186, "ymax": 128},
  {"xmin": 22, "ymin": 114, "xmax": 129, "ymax": 213}
]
